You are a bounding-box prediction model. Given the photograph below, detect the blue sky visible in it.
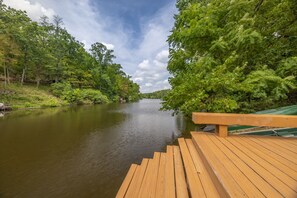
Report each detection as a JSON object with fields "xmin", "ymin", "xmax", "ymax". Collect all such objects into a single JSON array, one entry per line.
[{"xmin": 3, "ymin": 0, "xmax": 176, "ymax": 93}]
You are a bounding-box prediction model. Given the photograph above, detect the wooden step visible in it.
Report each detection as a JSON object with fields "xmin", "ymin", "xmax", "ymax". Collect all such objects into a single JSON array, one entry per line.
[
  {"xmin": 125, "ymin": 158, "xmax": 149, "ymax": 197},
  {"xmin": 185, "ymin": 139, "xmax": 221, "ymax": 198},
  {"xmin": 155, "ymin": 152, "xmax": 166, "ymax": 197},
  {"xmin": 178, "ymin": 138, "xmax": 221, "ymax": 198},
  {"xmin": 117, "ymin": 132, "xmax": 297, "ymax": 198},
  {"xmin": 116, "ymin": 164, "xmax": 138, "ymax": 198},
  {"xmin": 173, "ymin": 145, "xmax": 188, "ymax": 198}
]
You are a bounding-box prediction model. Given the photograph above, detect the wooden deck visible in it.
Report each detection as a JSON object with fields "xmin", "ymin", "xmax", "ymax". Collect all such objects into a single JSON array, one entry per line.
[{"xmin": 116, "ymin": 132, "xmax": 297, "ymax": 198}]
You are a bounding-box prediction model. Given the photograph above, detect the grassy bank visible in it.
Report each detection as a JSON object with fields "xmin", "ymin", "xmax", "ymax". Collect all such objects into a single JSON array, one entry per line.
[{"xmin": 0, "ymin": 84, "xmax": 67, "ymax": 109}]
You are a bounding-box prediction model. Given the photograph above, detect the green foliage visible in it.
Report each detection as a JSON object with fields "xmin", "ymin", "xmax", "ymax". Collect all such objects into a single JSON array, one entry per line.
[
  {"xmin": 50, "ymin": 82, "xmax": 72, "ymax": 97},
  {"xmin": 0, "ymin": 84, "xmax": 64, "ymax": 109},
  {"xmin": 141, "ymin": 89, "xmax": 170, "ymax": 99},
  {"xmin": 0, "ymin": 1, "xmax": 140, "ymax": 104},
  {"xmin": 163, "ymin": 0, "xmax": 297, "ymax": 115},
  {"xmin": 81, "ymin": 89, "xmax": 109, "ymax": 104},
  {"xmin": 51, "ymin": 82, "xmax": 109, "ymax": 104}
]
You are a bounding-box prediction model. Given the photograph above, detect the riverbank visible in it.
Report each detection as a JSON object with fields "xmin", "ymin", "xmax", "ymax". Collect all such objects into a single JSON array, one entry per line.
[
  {"xmin": 0, "ymin": 84, "xmax": 66, "ymax": 110},
  {"xmin": 0, "ymin": 83, "xmax": 135, "ymax": 110}
]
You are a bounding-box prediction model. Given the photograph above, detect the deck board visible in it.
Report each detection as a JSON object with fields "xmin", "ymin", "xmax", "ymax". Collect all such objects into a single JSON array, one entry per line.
[
  {"xmin": 118, "ymin": 132, "xmax": 297, "ymax": 198},
  {"xmin": 178, "ymin": 138, "xmax": 206, "ymax": 197},
  {"xmin": 211, "ymin": 135, "xmax": 283, "ymax": 197},
  {"xmin": 246, "ymin": 136, "xmax": 297, "ymax": 170},
  {"xmin": 192, "ymin": 135, "xmax": 247, "ymax": 197},
  {"xmin": 150, "ymin": 152, "xmax": 161, "ymax": 198},
  {"xmin": 228, "ymin": 137, "xmax": 297, "ymax": 193},
  {"xmin": 125, "ymin": 158, "xmax": 149, "ymax": 197},
  {"xmin": 173, "ymin": 146, "xmax": 188, "ymax": 198},
  {"xmin": 249, "ymin": 137, "xmax": 297, "ymax": 164},
  {"xmin": 138, "ymin": 159, "xmax": 154, "ymax": 197},
  {"xmin": 205, "ymin": 134, "xmax": 267, "ymax": 197},
  {"xmin": 264, "ymin": 138, "xmax": 297, "ymax": 154},
  {"xmin": 155, "ymin": 153, "xmax": 166, "ymax": 198},
  {"xmin": 236, "ymin": 136, "xmax": 297, "ymax": 181},
  {"xmin": 165, "ymin": 146, "xmax": 176, "ymax": 198},
  {"xmin": 185, "ymin": 139, "xmax": 220, "ymax": 198},
  {"xmin": 116, "ymin": 164, "xmax": 138, "ymax": 198},
  {"xmin": 223, "ymin": 136, "xmax": 297, "ymax": 197}
]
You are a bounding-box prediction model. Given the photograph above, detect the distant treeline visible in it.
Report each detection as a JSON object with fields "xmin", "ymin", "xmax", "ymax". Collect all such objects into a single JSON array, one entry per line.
[
  {"xmin": 0, "ymin": 1, "xmax": 140, "ymax": 103},
  {"xmin": 141, "ymin": 89, "xmax": 170, "ymax": 99}
]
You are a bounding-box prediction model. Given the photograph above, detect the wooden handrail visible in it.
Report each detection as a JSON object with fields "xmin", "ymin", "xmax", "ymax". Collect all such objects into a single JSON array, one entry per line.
[{"xmin": 192, "ymin": 112, "xmax": 297, "ymax": 137}]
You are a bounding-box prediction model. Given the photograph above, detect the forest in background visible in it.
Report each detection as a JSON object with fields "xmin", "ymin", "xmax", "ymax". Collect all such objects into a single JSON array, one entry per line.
[
  {"xmin": 0, "ymin": 1, "xmax": 140, "ymax": 108},
  {"xmin": 162, "ymin": 0, "xmax": 297, "ymax": 116},
  {"xmin": 141, "ymin": 89, "xmax": 169, "ymax": 99}
]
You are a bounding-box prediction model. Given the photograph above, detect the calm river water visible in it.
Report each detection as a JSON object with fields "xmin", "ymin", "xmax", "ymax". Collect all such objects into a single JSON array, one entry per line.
[{"xmin": 0, "ymin": 99, "xmax": 195, "ymax": 198}]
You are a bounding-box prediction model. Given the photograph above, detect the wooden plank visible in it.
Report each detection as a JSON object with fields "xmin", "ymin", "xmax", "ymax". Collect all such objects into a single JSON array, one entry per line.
[
  {"xmin": 149, "ymin": 152, "xmax": 161, "ymax": 198},
  {"xmin": 262, "ymin": 138, "xmax": 297, "ymax": 154},
  {"xmin": 155, "ymin": 153, "xmax": 166, "ymax": 198},
  {"xmin": 190, "ymin": 133, "xmax": 229, "ymax": 198},
  {"xmin": 224, "ymin": 137, "xmax": 297, "ymax": 197},
  {"xmin": 236, "ymin": 136, "xmax": 297, "ymax": 180},
  {"xmin": 208, "ymin": 134, "xmax": 283, "ymax": 197},
  {"xmin": 165, "ymin": 146, "xmax": 176, "ymax": 198},
  {"xmin": 184, "ymin": 140, "xmax": 201, "ymax": 173},
  {"xmin": 116, "ymin": 164, "xmax": 138, "ymax": 198},
  {"xmin": 250, "ymin": 137, "xmax": 297, "ymax": 164},
  {"xmin": 185, "ymin": 139, "xmax": 220, "ymax": 198},
  {"xmin": 246, "ymin": 137, "xmax": 297, "ymax": 170},
  {"xmin": 138, "ymin": 159, "xmax": 154, "ymax": 197},
  {"xmin": 125, "ymin": 158, "xmax": 149, "ymax": 197},
  {"xmin": 178, "ymin": 138, "xmax": 206, "ymax": 198},
  {"xmin": 279, "ymin": 139, "xmax": 297, "ymax": 148},
  {"xmin": 192, "ymin": 112, "xmax": 297, "ymax": 128},
  {"xmin": 173, "ymin": 146, "xmax": 189, "ymax": 198},
  {"xmin": 229, "ymin": 137, "xmax": 297, "ymax": 192},
  {"xmin": 192, "ymin": 134, "xmax": 250, "ymax": 197},
  {"xmin": 199, "ymin": 134, "xmax": 265, "ymax": 197}
]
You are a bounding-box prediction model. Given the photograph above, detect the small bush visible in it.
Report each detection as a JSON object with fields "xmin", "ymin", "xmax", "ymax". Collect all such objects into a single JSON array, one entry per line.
[
  {"xmin": 81, "ymin": 89, "xmax": 109, "ymax": 104},
  {"xmin": 51, "ymin": 82, "xmax": 72, "ymax": 97},
  {"xmin": 51, "ymin": 82, "xmax": 109, "ymax": 104}
]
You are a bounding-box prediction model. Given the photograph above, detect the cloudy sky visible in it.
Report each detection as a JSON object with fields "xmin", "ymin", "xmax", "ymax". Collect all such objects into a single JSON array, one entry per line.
[{"xmin": 3, "ymin": 0, "xmax": 176, "ymax": 93}]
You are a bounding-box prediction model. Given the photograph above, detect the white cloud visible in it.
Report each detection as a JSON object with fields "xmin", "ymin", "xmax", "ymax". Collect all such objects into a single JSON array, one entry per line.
[
  {"xmin": 4, "ymin": 0, "xmax": 176, "ymax": 93},
  {"xmin": 156, "ymin": 50, "xmax": 169, "ymax": 63},
  {"xmin": 102, "ymin": 42, "xmax": 115, "ymax": 50},
  {"xmin": 3, "ymin": 0, "xmax": 56, "ymax": 20},
  {"xmin": 134, "ymin": 77, "xmax": 143, "ymax": 82},
  {"xmin": 138, "ymin": 60, "xmax": 150, "ymax": 70}
]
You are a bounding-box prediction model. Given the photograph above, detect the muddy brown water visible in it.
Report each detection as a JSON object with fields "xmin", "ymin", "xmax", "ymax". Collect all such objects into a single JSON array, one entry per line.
[{"xmin": 0, "ymin": 99, "xmax": 195, "ymax": 198}]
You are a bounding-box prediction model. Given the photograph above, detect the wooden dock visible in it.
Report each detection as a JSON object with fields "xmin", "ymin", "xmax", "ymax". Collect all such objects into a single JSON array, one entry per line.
[{"xmin": 116, "ymin": 113, "xmax": 297, "ymax": 198}]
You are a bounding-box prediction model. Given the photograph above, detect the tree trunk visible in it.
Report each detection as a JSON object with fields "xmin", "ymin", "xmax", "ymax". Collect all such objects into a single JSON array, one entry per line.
[
  {"xmin": 21, "ymin": 68, "xmax": 26, "ymax": 85},
  {"xmin": 3, "ymin": 62, "xmax": 7, "ymax": 88},
  {"xmin": 36, "ymin": 78, "xmax": 40, "ymax": 88},
  {"xmin": 7, "ymin": 68, "xmax": 10, "ymax": 84},
  {"xmin": 21, "ymin": 51, "xmax": 28, "ymax": 86}
]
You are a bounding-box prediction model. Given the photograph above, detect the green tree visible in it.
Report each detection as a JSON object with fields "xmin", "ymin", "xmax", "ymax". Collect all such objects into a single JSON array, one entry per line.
[{"xmin": 162, "ymin": 0, "xmax": 297, "ymax": 115}]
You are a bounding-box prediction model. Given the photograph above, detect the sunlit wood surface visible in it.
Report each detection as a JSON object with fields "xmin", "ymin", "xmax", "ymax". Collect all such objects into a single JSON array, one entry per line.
[{"xmin": 117, "ymin": 132, "xmax": 297, "ymax": 198}]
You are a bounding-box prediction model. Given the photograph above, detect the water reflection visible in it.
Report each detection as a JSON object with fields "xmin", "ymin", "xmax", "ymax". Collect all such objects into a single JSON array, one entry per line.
[{"xmin": 0, "ymin": 99, "xmax": 195, "ymax": 197}]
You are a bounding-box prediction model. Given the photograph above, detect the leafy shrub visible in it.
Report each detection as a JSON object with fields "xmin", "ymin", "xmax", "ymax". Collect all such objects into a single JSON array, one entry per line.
[
  {"xmin": 81, "ymin": 89, "xmax": 109, "ymax": 104},
  {"xmin": 51, "ymin": 82, "xmax": 72, "ymax": 97},
  {"xmin": 64, "ymin": 89, "xmax": 84, "ymax": 104},
  {"xmin": 51, "ymin": 82, "xmax": 109, "ymax": 104}
]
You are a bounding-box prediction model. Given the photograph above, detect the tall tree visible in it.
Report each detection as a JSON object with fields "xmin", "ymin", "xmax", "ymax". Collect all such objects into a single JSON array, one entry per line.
[{"xmin": 162, "ymin": 0, "xmax": 297, "ymax": 115}]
